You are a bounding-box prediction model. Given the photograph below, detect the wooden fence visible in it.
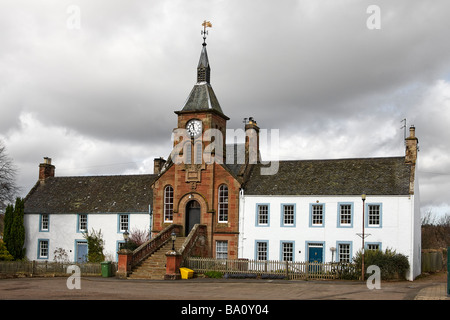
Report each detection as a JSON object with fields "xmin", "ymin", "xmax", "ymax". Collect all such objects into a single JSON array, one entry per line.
[
  {"xmin": 0, "ymin": 261, "xmax": 117, "ymax": 277},
  {"xmin": 185, "ymin": 257, "xmax": 357, "ymax": 280},
  {"xmin": 422, "ymin": 250, "xmax": 446, "ymax": 273}
]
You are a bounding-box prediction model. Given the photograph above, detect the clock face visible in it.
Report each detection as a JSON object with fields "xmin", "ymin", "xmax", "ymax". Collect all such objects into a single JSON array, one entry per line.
[{"xmin": 186, "ymin": 119, "xmax": 202, "ymax": 138}]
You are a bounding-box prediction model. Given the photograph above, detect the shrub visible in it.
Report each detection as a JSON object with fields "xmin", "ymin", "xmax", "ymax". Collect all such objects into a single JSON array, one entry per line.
[
  {"xmin": 0, "ymin": 239, "xmax": 14, "ymax": 261},
  {"xmin": 353, "ymin": 248, "xmax": 409, "ymax": 280},
  {"xmin": 82, "ymin": 229, "xmax": 105, "ymax": 262},
  {"xmin": 204, "ymin": 271, "xmax": 223, "ymax": 278},
  {"xmin": 53, "ymin": 247, "xmax": 69, "ymax": 263},
  {"xmin": 333, "ymin": 263, "xmax": 358, "ymax": 280}
]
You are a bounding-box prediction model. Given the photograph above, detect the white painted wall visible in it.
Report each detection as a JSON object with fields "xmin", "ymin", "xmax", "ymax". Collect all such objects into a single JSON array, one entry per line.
[
  {"xmin": 239, "ymin": 194, "xmax": 419, "ymax": 280},
  {"xmin": 24, "ymin": 213, "xmax": 151, "ymax": 262},
  {"xmin": 412, "ymin": 161, "xmax": 422, "ymax": 279}
]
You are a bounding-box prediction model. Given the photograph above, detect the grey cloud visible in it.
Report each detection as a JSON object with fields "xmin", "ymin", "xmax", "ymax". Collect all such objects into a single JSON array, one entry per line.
[{"xmin": 1, "ymin": 0, "xmax": 450, "ymax": 216}]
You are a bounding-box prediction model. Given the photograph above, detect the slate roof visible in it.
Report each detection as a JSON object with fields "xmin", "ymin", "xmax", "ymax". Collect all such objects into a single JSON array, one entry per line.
[
  {"xmin": 180, "ymin": 83, "xmax": 226, "ymax": 117},
  {"xmin": 24, "ymin": 174, "xmax": 157, "ymax": 214},
  {"xmin": 244, "ymin": 157, "xmax": 412, "ymax": 196},
  {"xmin": 23, "ymin": 156, "xmax": 413, "ymax": 215}
]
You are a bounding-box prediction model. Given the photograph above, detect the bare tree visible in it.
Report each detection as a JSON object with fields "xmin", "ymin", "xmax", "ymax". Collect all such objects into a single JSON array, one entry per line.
[
  {"xmin": 422, "ymin": 210, "xmax": 450, "ymax": 249},
  {"xmin": 129, "ymin": 228, "xmax": 150, "ymax": 247},
  {"xmin": 0, "ymin": 140, "xmax": 19, "ymax": 208}
]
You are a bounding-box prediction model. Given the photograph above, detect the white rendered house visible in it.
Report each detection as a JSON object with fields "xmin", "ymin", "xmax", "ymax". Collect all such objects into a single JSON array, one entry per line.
[
  {"xmin": 24, "ymin": 162, "xmax": 156, "ymax": 263},
  {"xmin": 239, "ymin": 127, "xmax": 420, "ymax": 280}
]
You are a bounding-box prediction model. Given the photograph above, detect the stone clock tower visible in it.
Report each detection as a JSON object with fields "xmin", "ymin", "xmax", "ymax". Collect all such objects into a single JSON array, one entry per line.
[
  {"xmin": 173, "ymin": 29, "xmax": 230, "ymax": 182},
  {"xmin": 151, "ymin": 23, "xmax": 241, "ymax": 260}
]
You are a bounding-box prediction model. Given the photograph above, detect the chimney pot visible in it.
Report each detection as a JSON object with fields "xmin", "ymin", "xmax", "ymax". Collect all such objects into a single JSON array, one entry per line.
[{"xmin": 409, "ymin": 125, "xmax": 415, "ymax": 138}]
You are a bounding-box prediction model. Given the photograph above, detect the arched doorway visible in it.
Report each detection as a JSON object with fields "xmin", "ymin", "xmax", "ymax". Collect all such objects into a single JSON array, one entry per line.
[{"xmin": 185, "ymin": 200, "xmax": 201, "ymax": 236}]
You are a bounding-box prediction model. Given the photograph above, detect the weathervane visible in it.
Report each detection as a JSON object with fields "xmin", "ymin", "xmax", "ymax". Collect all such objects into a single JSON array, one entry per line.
[{"xmin": 201, "ymin": 20, "xmax": 212, "ymax": 45}]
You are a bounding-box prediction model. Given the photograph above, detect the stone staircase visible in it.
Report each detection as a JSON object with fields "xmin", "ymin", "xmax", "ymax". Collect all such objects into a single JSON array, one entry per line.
[{"xmin": 128, "ymin": 237, "xmax": 186, "ymax": 280}]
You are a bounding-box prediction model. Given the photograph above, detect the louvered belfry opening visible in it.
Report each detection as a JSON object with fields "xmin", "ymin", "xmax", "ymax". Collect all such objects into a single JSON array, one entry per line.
[{"xmin": 197, "ymin": 44, "xmax": 210, "ymax": 83}]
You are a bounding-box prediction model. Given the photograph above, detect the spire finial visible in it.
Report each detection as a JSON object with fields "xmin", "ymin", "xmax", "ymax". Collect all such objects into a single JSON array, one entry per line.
[{"xmin": 201, "ymin": 20, "xmax": 212, "ymax": 45}]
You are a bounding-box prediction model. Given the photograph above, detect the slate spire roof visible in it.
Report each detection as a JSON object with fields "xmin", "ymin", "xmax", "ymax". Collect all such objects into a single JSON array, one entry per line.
[
  {"xmin": 197, "ymin": 43, "xmax": 210, "ymax": 83},
  {"xmin": 177, "ymin": 38, "xmax": 227, "ymax": 118}
]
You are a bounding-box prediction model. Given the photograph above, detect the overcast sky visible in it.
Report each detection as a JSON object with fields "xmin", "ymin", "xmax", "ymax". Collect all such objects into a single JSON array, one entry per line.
[{"xmin": 1, "ymin": 0, "xmax": 449, "ymax": 218}]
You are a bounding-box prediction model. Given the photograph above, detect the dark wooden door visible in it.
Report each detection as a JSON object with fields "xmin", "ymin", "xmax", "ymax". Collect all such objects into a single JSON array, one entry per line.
[{"xmin": 186, "ymin": 200, "xmax": 200, "ymax": 236}]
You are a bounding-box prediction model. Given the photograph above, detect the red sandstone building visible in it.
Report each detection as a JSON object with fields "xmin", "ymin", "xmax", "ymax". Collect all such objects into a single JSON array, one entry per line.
[{"xmin": 150, "ymin": 37, "xmax": 250, "ymax": 260}]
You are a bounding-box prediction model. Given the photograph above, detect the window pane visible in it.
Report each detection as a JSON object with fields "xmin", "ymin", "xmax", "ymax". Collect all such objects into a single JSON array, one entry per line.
[
  {"xmin": 258, "ymin": 205, "xmax": 268, "ymax": 225},
  {"xmin": 339, "ymin": 244, "xmax": 350, "ymax": 263},
  {"xmin": 39, "ymin": 240, "xmax": 48, "ymax": 258},
  {"xmin": 257, "ymin": 242, "xmax": 267, "ymax": 261},
  {"xmin": 283, "ymin": 205, "xmax": 294, "ymax": 225},
  {"xmin": 340, "ymin": 204, "xmax": 352, "ymax": 225},
  {"xmin": 120, "ymin": 214, "xmax": 129, "ymax": 232},
  {"xmin": 164, "ymin": 186, "xmax": 174, "ymax": 222},
  {"xmin": 282, "ymin": 242, "xmax": 293, "ymax": 261},
  {"xmin": 368, "ymin": 205, "xmax": 380, "ymax": 226},
  {"xmin": 41, "ymin": 214, "xmax": 49, "ymax": 230},
  {"xmin": 218, "ymin": 185, "xmax": 228, "ymax": 222},
  {"xmin": 79, "ymin": 214, "xmax": 87, "ymax": 231},
  {"xmin": 312, "ymin": 205, "xmax": 323, "ymax": 225},
  {"xmin": 216, "ymin": 241, "xmax": 228, "ymax": 259}
]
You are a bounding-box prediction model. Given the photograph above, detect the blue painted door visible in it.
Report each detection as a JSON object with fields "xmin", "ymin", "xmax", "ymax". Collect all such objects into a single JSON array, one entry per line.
[
  {"xmin": 308, "ymin": 246, "xmax": 323, "ymax": 273},
  {"xmin": 309, "ymin": 247, "xmax": 323, "ymax": 263},
  {"xmin": 77, "ymin": 242, "xmax": 88, "ymax": 263}
]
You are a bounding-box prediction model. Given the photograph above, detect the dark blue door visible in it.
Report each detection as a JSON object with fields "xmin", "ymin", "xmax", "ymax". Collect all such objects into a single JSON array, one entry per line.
[
  {"xmin": 308, "ymin": 246, "xmax": 323, "ymax": 273},
  {"xmin": 77, "ymin": 242, "xmax": 88, "ymax": 263},
  {"xmin": 309, "ymin": 247, "xmax": 323, "ymax": 263}
]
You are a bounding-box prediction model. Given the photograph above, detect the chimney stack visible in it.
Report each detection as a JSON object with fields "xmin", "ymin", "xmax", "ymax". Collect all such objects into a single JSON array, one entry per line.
[
  {"xmin": 405, "ymin": 126, "xmax": 418, "ymax": 164},
  {"xmin": 154, "ymin": 157, "xmax": 166, "ymax": 175},
  {"xmin": 39, "ymin": 157, "xmax": 55, "ymax": 182},
  {"xmin": 245, "ymin": 117, "xmax": 260, "ymax": 164}
]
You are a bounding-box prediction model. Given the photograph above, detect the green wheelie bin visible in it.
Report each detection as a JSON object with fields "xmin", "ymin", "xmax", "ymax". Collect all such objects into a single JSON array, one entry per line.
[{"xmin": 101, "ymin": 261, "xmax": 112, "ymax": 277}]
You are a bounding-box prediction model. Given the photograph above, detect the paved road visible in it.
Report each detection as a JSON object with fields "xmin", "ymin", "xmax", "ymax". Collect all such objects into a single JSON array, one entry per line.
[
  {"xmin": 0, "ymin": 275, "xmax": 446, "ymax": 300},
  {"xmin": 1, "ymin": 275, "xmax": 447, "ymax": 318}
]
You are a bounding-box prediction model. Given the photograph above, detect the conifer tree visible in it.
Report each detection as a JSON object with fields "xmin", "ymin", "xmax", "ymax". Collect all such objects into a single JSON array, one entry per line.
[
  {"xmin": 3, "ymin": 204, "xmax": 13, "ymax": 255},
  {"xmin": 4, "ymin": 198, "xmax": 25, "ymax": 260},
  {"xmin": 10, "ymin": 197, "xmax": 25, "ymax": 260}
]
